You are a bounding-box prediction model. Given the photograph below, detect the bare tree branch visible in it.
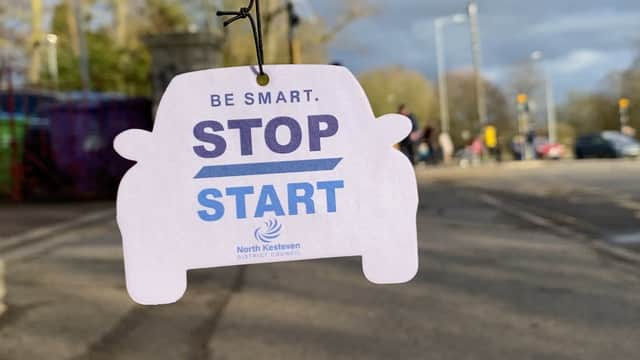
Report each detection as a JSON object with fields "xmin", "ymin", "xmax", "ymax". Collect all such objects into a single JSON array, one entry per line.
[{"xmin": 319, "ymin": 0, "xmax": 377, "ymax": 44}]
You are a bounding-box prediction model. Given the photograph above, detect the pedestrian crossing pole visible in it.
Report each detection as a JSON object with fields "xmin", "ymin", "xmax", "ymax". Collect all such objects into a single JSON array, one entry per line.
[
  {"xmin": 517, "ymin": 93, "xmax": 533, "ymax": 160},
  {"xmin": 619, "ymin": 98, "xmax": 630, "ymax": 133},
  {"xmin": 517, "ymin": 94, "xmax": 529, "ymax": 136}
]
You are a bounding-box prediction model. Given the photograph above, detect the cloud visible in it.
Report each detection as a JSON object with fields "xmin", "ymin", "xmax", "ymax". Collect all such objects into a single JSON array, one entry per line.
[
  {"xmin": 315, "ymin": 0, "xmax": 640, "ymax": 102},
  {"xmin": 484, "ymin": 48, "xmax": 635, "ymax": 102},
  {"xmin": 529, "ymin": 10, "xmax": 640, "ymax": 36},
  {"xmin": 548, "ymin": 49, "xmax": 609, "ymax": 74}
]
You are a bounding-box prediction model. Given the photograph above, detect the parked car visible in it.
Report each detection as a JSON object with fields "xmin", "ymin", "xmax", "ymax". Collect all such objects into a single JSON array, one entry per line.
[
  {"xmin": 534, "ymin": 137, "xmax": 566, "ymax": 160},
  {"xmin": 575, "ymin": 131, "xmax": 640, "ymax": 159}
]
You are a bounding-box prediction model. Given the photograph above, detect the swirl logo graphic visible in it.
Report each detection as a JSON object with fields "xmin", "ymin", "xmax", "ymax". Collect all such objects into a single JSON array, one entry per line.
[{"xmin": 254, "ymin": 219, "xmax": 282, "ymax": 243}]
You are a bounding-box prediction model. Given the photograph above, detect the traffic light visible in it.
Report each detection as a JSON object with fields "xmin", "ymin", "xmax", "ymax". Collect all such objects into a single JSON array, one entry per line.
[
  {"xmin": 517, "ymin": 93, "xmax": 528, "ymax": 105},
  {"xmin": 517, "ymin": 94, "xmax": 529, "ymax": 113},
  {"xmin": 619, "ymin": 98, "xmax": 630, "ymax": 110}
]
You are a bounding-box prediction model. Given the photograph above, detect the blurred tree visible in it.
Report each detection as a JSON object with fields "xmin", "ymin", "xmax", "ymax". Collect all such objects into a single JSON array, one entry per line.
[
  {"xmin": 560, "ymin": 93, "xmax": 620, "ymax": 135},
  {"xmin": 0, "ymin": 1, "xmax": 30, "ymax": 44},
  {"xmin": 223, "ymin": 0, "xmax": 373, "ymax": 66},
  {"xmin": 50, "ymin": 1, "xmax": 81, "ymax": 89},
  {"xmin": 570, "ymin": 51, "xmax": 640, "ymax": 138},
  {"xmin": 48, "ymin": 0, "xmax": 151, "ymax": 95},
  {"xmin": 11, "ymin": 0, "xmax": 367, "ymax": 93},
  {"xmin": 556, "ymin": 121, "xmax": 576, "ymax": 148},
  {"xmin": 616, "ymin": 56, "xmax": 640, "ymax": 132},
  {"xmin": 358, "ymin": 66, "xmax": 436, "ymax": 129},
  {"xmin": 140, "ymin": 0, "xmax": 190, "ymax": 34},
  {"xmin": 65, "ymin": 0, "xmax": 79, "ymax": 55},
  {"xmin": 113, "ymin": 0, "xmax": 128, "ymax": 47},
  {"xmin": 444, "ymin": 71, "xmax": 513, "ymax": 148},
  {"xmin": 0, "ymin": 0, "xmax": 31, "ymax": 80}
]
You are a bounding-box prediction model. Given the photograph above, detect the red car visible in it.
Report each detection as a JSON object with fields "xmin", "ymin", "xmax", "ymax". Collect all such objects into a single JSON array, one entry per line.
[{"xmin": 537, "ymin": 142, "xmax": 565, "ymax": 160}]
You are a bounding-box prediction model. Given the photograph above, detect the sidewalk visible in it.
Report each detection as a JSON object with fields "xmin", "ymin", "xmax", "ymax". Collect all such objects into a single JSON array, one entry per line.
[{"xmin": 0, "ymin": 201, "xmax": 113, "ymax": 238}]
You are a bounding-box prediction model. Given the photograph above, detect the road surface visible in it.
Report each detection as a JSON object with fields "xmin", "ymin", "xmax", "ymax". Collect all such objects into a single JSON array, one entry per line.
[{"xmin": 0, "ymin": 160, "xmax": 639, "ymax": 359}]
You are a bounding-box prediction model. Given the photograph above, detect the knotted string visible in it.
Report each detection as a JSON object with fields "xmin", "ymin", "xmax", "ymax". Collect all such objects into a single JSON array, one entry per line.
[{"xmin": 217, "ymin": 0, "xmax": 266, "ymax": 79}]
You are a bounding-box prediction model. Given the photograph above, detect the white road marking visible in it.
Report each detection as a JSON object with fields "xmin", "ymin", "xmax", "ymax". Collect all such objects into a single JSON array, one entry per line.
[
  {"xmin": 611, "ymin": 233, "xmax": 640, "ymax": 245},
  {"xmin": 476, "ymin": 193, "xmax": 640, "ymax": 265},
  {"xmin": 0, "ymin": 209, "xmax": 115, "ymax": 254}
]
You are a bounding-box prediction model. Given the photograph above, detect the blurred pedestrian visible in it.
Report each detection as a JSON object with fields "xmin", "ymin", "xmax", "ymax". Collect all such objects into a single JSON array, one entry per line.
[
  {"xmin": 417, "ymin": 125, "xmax": 434, "ymax": 164},
  {"xmin": 525, "ymin": 130, "xmax": 537, "ymax": 160},
  {"xmin": 622, "ymin": 126, "xmax": 636, "ymax": 138},
  {"xmin": 511, "ymin": 135, "xmax": 524, "ymax": 161},
  {"xmin": 470, "ymin": 135, "xmax": 485, "ymax": 163},
  {"xmin": 439, "ymin": 132, "xmax": 454, "ymax": 165},
  {"xmin": 484, "ymin": 124, "xmax": 499, "ymax": 161},
  {"xmin": 397, "ymin": 104, "xmax": 420, "ymax": 164}
]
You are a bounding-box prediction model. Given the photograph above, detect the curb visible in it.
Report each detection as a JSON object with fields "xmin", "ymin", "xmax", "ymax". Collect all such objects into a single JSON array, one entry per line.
[
  {"xmin": 498, "ymin": 160, "xmax": 547, "ymax": 170},
  {"xmin": 416, "ymin": 160, "xmax": 549, "ymax": 179}
]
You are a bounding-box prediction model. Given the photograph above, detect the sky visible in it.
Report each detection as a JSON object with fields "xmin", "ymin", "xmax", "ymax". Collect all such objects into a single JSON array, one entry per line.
[{"xmin": 312, "ymin": 0, "xmax": 640, "ymax": 103}]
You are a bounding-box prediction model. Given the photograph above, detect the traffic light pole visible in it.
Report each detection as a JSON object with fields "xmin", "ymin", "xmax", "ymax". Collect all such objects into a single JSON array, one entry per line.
[
  {"xmin": 619, "ymin": 98, "xmax": 630, "ymax": 134},
  {"xmin": 517, "ymin": 94, "xmax": 533, "ymax": 161}
]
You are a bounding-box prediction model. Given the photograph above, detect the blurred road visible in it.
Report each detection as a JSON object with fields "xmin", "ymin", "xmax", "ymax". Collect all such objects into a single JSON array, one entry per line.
[{"xmin": 1, "ymin": 160, "xmax": 639, "ymax": 360}]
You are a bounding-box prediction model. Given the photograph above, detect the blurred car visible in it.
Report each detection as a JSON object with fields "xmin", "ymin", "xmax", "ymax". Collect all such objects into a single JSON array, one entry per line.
[
  {"xmin": 575, "ymin": 131, "xmax": 640, "ymax": 159},
  {"xmin": 535, "ymin": 140, "xmax": 566, "ymax": 160}
]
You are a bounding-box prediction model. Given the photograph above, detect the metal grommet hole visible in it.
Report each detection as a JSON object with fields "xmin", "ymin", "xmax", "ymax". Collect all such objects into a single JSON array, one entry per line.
[{"xmin": 257, "ymin": 73, "xmax": 270, "ymax": 86}]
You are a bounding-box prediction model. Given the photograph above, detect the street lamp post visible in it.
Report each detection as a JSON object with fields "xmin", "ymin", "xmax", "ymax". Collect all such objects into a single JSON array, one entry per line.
[
  {"xmin": 466, "ymin": 0, "xmax": 488, "ymax": 126},
  {"xmin": 530, "ymin": 51, "xmax": 558, "ymax": 144},
  {"xmin": 46, "ymin": 33, "xmax": 59, "ymax": 89},
  {"xmin": 435, "ymin": 14, "xmax": 467, "ymax": 135}
]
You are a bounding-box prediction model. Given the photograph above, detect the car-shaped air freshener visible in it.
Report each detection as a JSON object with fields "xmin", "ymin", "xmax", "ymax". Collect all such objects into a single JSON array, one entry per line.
[{"xmin": 114, "ymin": 65, "xmax": 419, "ymax": 305}]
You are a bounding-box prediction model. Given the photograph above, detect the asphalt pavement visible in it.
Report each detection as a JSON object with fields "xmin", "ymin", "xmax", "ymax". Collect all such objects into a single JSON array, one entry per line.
[{"xmin": 0, "ymin": 160, "xmax": 639, "ymax": 360}]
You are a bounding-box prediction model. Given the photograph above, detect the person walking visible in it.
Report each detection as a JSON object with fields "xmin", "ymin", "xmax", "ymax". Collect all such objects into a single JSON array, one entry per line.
[
  {"xmin": 397, "ymin": 104, "xmax": 420, "ymax": 164},
  {"xmin": 417, "ymin": 125, "xmax": 434, "ymax": 164},
  {"xmin": 439, "ymin": 131, "xmax": 454, "ymax": 165}
]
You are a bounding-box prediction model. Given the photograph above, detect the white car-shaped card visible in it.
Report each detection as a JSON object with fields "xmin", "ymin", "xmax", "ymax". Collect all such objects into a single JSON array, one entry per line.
[{"xmin": 114, "ymin": 65, "xmax": 419, "ymax": 305}]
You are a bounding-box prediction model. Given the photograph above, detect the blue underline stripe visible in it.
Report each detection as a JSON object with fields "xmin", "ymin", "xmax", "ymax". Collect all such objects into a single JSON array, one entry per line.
[{"xmin": 194, "ymin": 158, "xmax": 343, "ymax": 179}]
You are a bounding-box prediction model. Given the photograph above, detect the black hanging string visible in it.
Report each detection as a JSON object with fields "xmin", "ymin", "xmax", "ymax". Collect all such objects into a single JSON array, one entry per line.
[{"xmin": 217, "ymin": 0, "xmax": 266, "ymax": 77}]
